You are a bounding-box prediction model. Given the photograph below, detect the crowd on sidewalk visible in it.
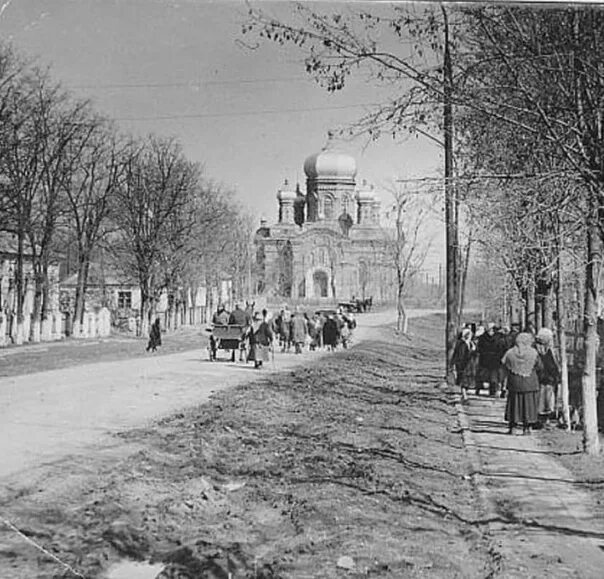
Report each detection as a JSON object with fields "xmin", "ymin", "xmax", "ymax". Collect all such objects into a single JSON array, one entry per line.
[
  {"xmin": 452, "ymin": 322, "xmax": 561, "ymax": 435},
  {"xmin": 206, "ymin": 302, "xmax": 357, "ymax": 369}
]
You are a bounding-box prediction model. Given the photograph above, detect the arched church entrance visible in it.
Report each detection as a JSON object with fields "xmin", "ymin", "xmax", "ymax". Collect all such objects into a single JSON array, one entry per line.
[
  {"xmin": 313, "ymin": 270, "xmax": 329, "ymax": 298},
  {"xmin": 305, "ymin": 267, "xmax": 331, "ymax": 299}
]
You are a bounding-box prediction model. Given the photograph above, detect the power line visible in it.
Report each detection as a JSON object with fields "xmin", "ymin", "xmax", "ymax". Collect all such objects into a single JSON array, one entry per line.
[
  {"xmin": 70, "ymin": 76, "xmax": 314, "ymax": 90},
  {"xmin": 113, "ymin": 102, "xmax": 379, "ymax": 121}
]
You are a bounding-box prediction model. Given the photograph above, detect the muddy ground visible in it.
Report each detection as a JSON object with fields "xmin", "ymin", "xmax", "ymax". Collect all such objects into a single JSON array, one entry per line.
[{"xmin": 0, "ymin": 315, "xmax": 601, "ymax": 578}]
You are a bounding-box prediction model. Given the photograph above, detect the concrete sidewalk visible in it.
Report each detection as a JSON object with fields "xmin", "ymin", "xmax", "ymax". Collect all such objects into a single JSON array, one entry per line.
[{"xmin": 459, "ymin": 394, "xmax": 604, "ymax": 578}]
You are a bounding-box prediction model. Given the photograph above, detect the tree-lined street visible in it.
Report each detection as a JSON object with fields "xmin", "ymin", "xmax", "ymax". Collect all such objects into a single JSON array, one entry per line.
[{"xmin": 1, "ymin": 2, "xmax": 604, "ymax": 578}]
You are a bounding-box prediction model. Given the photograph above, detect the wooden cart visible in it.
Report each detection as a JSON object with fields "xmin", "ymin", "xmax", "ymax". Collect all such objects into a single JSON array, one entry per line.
[{"xmin": 207, "ymin": 324, "xmax": 247, "ymax": 361}]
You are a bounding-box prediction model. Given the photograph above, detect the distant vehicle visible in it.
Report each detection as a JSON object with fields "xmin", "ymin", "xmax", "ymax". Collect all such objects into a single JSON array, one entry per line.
[
  {"xmin": 206, "ymin": 324, "xmax": 247, "ymax": 361},
  {"xmin": 315, "ymin": 308, "xmax": 338, "ymax": 317},
  {"xmin": 338, "ymin": 301, "xmax": 361, "ymax": 314}
]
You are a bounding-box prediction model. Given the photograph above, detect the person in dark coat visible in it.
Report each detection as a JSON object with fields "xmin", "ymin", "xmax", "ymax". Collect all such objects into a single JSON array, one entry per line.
[
  {"xmin": 322, "ymin": 314, "xmax": 339, "ymax": 351},
  {"xmin": 212, "ymin": 304, "xmax": 229, "ymax": 325},
  {"xmin": 228, "ymin": 303, "xmax": 249, "ymax": 362},
  {"xmin": 477, "ymin": 322, "xmax": 506, "ymax": 397},
  {"xmin": 290, "ymin": 309, "xmax": 308, "ymax": 354},
  {"xmin": 228, "ymin": 303, "xmax": 248, "ymax": 326},
  {"xmin": 146, "ymin": 317, "xmax": 162, "ymax": 353},
  {"xmin": 246, "ymin": 310, "xmax": 273, "ymax": 369},
  {"xmin": 502, "ymin": 332, "xmax": 543, "ymax": 435},
  {"xmin": 535, "ymin": 327, "xmax": 560, "ymax": 427},
  {"xmin": 451, "ymin": 328, "xmax": 476, "ymax": 403},
  {"xmin": 209, "ymin": 304, "xmax": 229, "ymax": 361}
]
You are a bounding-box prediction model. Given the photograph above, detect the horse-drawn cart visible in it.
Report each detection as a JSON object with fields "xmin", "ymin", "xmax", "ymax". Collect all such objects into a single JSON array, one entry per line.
[{"xmin": 207, "ymin": 324, "xmax": 247, "ymax": 361}]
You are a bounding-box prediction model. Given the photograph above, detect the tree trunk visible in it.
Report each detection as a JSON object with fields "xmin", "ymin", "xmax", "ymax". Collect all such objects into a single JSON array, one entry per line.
[
  {"xmin": 443, "ymin": 6, "xmax": 458, "ymax": 384},
  {"xmin": 30, "ymin": 263, "xmax": 43, "ymax": 344},
  {"xmin": 520, "ymin": 288, "xmax": 527, "ymax": 330},
  {"xmin": 535, "ymin": 296, "xmax": 543, "ymax": 333},
  {"xmin": 526, "ymin": 282, "xmax": 536, "ymax": 332},
  {"xmin": 582, "ymin": 213, "xmax": 601, "ymax": 455},
  {"xmin": 556, "ymin": 255, "xmax": 571, "ymax": 432},
  {"xmin": 14, "ymin": 224, "xmax": 25, "ymax": 345},
  {"xmin": 397, "ymin": 286, "xmax": 408, "ymax": 334},
  {"xmin": 140, "ymin": 279, "xmax": 152, "ymax": 338},
  {"xmin": 457, "ymin": 235, "xmax": 471, "ymax": 329},
  {"xmin": 40, "ymin": 259, "xmax": 52, "ymax": 340},
  {"xmin": 543, "ymin": 283, "xmax": 554, "ymax": 329},
  {"xmin": 74, "ymin": 255, "xmax": 90, "ymax": 328}
]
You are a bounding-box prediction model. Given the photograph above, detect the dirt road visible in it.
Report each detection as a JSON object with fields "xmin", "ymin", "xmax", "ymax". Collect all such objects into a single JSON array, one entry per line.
[{"xmin": 0, "ymin": 310, "xmax": 433, "ymax": 481}]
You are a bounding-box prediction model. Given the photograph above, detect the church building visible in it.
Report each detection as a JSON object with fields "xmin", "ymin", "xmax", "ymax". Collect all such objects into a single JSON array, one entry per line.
[{"xmin": 254, "ymin": 137, "xmax": 395, "ymax": 302}]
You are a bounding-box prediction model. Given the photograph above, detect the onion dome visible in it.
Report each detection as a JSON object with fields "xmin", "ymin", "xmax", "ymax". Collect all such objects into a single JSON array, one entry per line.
[
  {"xmin": 276, "ymin": 179, "xmax": 297, "ymax": 202},
  {"xmin": 303, "ymin": 132, "xmax": 357, "ymax": 180},
  {"xmin": 356, "ymin": 179, "xmax": 375, "ymax": 202}
]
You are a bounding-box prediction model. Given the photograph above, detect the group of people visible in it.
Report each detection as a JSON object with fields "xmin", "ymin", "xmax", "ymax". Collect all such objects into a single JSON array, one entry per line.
[
  {"xmin": 452, "ymin": 322, "xmax": 560, "ymax": 435},
  {"xmin": 210, "ymin": 302, "xmax": 357, "ymax": 369}
]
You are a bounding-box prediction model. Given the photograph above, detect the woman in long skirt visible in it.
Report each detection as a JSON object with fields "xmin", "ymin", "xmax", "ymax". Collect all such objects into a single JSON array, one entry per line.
[
  {"xmin": 502, "ymin": 332, "xmax": 542, "ymax": 435},
  {"xmin": 247, "ymin": 310, "xmax": 273, "ymax": 369}
]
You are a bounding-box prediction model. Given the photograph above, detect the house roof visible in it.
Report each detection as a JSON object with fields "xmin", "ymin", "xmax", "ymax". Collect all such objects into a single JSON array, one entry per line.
[{"xmin": 61, "ymin": 263, "xmax": 137, "ymax": 287}]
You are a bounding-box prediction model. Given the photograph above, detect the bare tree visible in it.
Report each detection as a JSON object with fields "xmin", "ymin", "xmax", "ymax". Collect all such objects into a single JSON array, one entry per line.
[
  {"xmin": 61, "ymin": 120, "xmax": 125, "ymax": 331},
  {"xmin": 0, "ymin": 64, "xmax": 91, "ymax": 342},
  {"xmin": 383, "ymin": 185, "xmax": 432, "ymax": 334},
  {"xmin": 112, "ymin": 135, "xmax": 201, "ymax": 336}
]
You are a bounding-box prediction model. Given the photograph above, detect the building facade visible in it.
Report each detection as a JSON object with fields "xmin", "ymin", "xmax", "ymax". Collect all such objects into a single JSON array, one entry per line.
[{"xmin": 254, "ymin": 138, "xmax": 395, "ymax": 302}]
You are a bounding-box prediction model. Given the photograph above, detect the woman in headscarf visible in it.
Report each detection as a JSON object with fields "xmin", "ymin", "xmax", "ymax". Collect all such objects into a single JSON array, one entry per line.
[
  {"xmin": 451, "ymin": 327, "xmax": 476, "ymax": 403},
  {"xmin": 246, "ymin": 310, "xmax": 273, "ymax": 369},
  {"xmin": 501, "ymin": 332, "xmax": 543, "ymax": 434}
]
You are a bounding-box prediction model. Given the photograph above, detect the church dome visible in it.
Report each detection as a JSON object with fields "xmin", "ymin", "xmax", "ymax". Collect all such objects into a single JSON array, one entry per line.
[
  {"xmin": 277, "ymin": 180, "xmax": 297, "ymax": 202},
  {"xmin": 356, "ymin": 180, "xmax": 375, "ymax": 202},
  {"xmin": 303, "ymin": 134, "xmax": 357, "ymax": 180}
]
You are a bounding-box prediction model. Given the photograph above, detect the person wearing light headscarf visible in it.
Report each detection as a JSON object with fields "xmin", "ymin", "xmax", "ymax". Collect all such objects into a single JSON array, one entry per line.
[
  {"xmin": 452, "ymin": 328, "xmax": 477, "ymax": 403},
  {"xmin": 246, "ymin": 309, "xmax": 273, "ymax": 369},
  {"xmin": 501, "ymin": 332, "xmax": 543, "ymax": 435}
]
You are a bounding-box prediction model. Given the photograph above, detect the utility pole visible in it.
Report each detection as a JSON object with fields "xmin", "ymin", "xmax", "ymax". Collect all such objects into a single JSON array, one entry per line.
[{"xmin": 443, "ymin": 5, "xmax": 458, "ymax": 384}]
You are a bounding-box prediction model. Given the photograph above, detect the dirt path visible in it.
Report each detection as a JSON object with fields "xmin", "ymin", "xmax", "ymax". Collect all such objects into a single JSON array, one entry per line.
[
  {"xmin": 459, "ymin": 394, "xmax": 604, "ymax": 577},
  {"xmin": 0, "ymin": 310, "xmax": 432, "ymax": 481}
]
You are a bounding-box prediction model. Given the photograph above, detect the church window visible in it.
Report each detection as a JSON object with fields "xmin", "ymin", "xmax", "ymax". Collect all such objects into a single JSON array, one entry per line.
[
  {"xmin": 313, "ymin": 270, "xmax": 329, "ymax": 298},
  {"xmin": 278, "ymin": 241, "xmax": 293, "ymax": 298},
  {"xmin": 339, "ymin": 212, "xmax": 353, "ymax": 236},
  {"xmin": 324, "ymin": 196, "xmax": 334, "ymax": 219},
  {"xmin": 342, "ymin": 194, "xmax": 351, "ymax": 215}
]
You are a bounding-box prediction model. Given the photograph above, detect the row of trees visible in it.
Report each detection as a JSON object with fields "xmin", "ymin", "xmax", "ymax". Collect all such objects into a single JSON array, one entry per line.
[
  {"xmin": 0, "ymin": 43, "xmax": 251, "ymax": 341},
  {"xmin": 244, "ymin": 4, "xmax": 604, "ymax": 454}
]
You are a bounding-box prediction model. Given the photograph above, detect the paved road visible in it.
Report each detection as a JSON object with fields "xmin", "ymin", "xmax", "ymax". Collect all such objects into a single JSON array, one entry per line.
[{"xmin": 0, "ymin": 309, "xmax": 441, "ymax": 481}]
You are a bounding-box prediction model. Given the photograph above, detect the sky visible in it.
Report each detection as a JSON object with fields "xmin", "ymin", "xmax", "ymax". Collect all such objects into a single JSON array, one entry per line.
[{"xmin": 0, "ymin": 0, "xmax": 446, "ymax": 278}]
